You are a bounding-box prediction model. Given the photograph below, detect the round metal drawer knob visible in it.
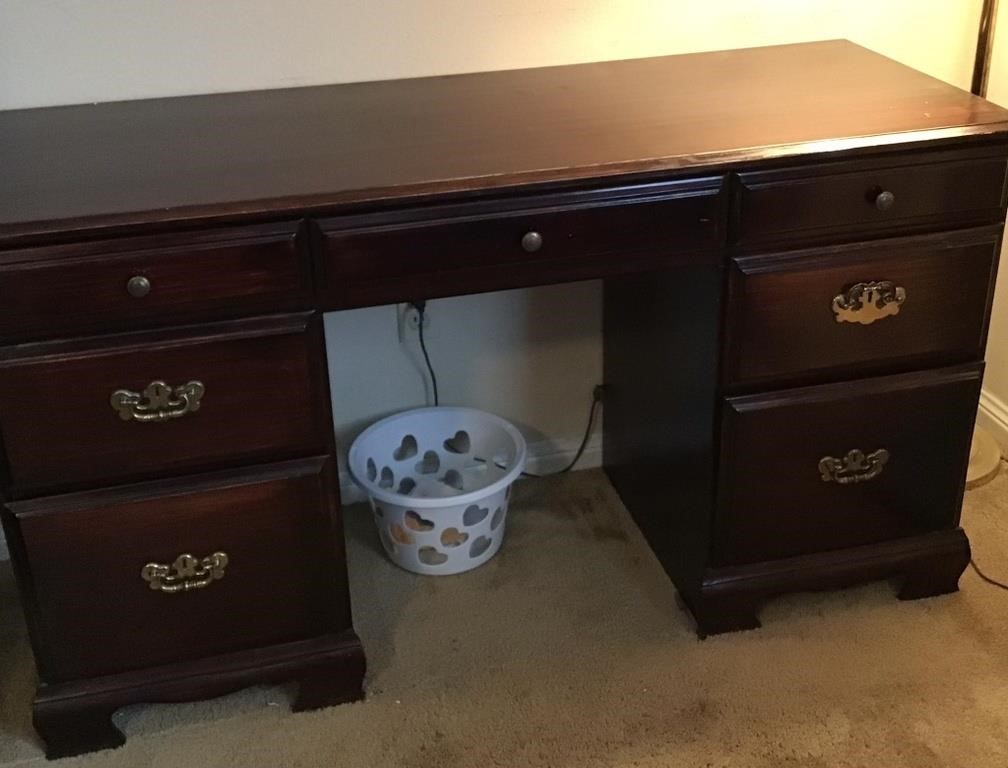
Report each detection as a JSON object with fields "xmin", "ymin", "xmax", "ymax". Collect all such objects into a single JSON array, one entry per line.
[
  {"xmin": 874, "ymin": 189, "xmax": 896, "ymax": 211},
  {"xmin": 521, "ymin": 231, "xmax": 543, "ymax": 253},
  {"xmin": 127, "ymin": 275, "xmax": 151, "ymax": 298}
]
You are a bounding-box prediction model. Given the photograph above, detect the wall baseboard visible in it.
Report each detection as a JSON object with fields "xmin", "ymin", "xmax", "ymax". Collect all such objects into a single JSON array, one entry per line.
[
  {"xmin": 338, "ymin": 434, "xmax": 603, "ymax": 505},
  {"xmin": 978, "ymin": 388, "xmax": 1008, "ymax": 458}
]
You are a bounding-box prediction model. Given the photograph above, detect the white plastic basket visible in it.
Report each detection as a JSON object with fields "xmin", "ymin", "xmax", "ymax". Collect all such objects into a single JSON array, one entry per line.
[{"xmin": 348, "ymin": 407, "xmax": 527, "ymax": 575}]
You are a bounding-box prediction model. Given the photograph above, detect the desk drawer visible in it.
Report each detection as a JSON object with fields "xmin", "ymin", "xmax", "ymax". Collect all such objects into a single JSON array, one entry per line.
[
  {"xmin": 317, "ymin": 181, "xmax": 722, "ymax": 307},
  {"xmin": 714, "ymin": 364, "xmax": 981, "ymax": 566},
  {"xmin": 0, "ymin": 222, "xmax": 311, "ymax": 341},
  {"xmin": 0, "ymin": 314, "xmax": 329, "ymax": 494},
  {"xmin": 2, "ymin": 457, "xmax": 346, "ymax": 682},
  {"xmin": 736, "ymin": 151, "xmax": 1007, "ymax": 246},
  {"xmin": 723, "ymin": 228, "xmax": 1001, "ymax": 385}
]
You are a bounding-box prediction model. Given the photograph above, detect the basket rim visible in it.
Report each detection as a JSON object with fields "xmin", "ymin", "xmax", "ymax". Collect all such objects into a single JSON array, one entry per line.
[{"xmin": 347, "ymin": 406, "xmax": 527, "ymax": 508}]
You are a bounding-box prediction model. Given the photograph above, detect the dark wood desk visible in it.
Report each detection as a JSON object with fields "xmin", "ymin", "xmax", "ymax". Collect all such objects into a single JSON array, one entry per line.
[{"xmin": 2, "ymin": 40, "xmax": 1007, "ymax": 757}]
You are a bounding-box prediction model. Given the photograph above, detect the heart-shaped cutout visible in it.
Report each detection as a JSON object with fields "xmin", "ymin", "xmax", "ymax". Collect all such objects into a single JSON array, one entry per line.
[
  {"xmin": 393, "ymin": 434, "xmax": 418, "ymax": 461},
  {"xmin": 443, "ymin": 430, "xmax": 471, "ymax": 454},
  {"xmin": 415, "ymin": 450, "xmax": 441, "ymax": 475},
  {"xmin": 440, "ymin": 527, "xmax": 469, "ymax": 547},
  {"xmin": 440, "ymin": 470, "xmax": 464, "ymax": 491},
  {"xmin": 379, "ymin": 466, "xmax": 394, "ymax": 489},
  {"xmin": 462, "ymin": 504, "xmax": 489, "ymax": 526},
  {"xmin": 397, "ymin": 477, "xmax": 417, "ymax": 495},
  {"xmin": 378, "ymin": 526, "xmax": 396, "ymax": 555},
  {"xmin": 390, "ymin": 522, "xmax": 414, "ymax": 545},
  {"xmin": 404, "ymin": 510, "xmax": 435, "ymax": 532},
  {"xmin": 491, "ymin": 507, "xmax": 505, "ymax": 530},
  {"xmin": 469, "ymin": 535, "xmax": 492, "ymax": 558},
  {"xmin": 418, "ymin": 546, "xmax": 448, "ymax": 566}
]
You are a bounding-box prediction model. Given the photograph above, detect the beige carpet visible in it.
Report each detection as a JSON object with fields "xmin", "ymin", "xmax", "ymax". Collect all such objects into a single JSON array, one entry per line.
[{"xmin": 2, "ymin": 467, "xmax": 1008, "ymax": 767}]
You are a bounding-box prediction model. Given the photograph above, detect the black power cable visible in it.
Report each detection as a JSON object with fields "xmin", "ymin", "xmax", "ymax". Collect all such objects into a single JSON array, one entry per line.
[
  {"xmin": 412, "ymin": 301, "xmax": 438, "ymax": 407},
  {"xmin": 970, "ymin": 558, "xmax": 1008, "ymax": 591},
  {"xmin": 409, "ymin": 300, "xmax": 601, "ymax": 477},
  {"xmin": 521, "ymin": 387, "xmax": 602, "ymax": 478}
]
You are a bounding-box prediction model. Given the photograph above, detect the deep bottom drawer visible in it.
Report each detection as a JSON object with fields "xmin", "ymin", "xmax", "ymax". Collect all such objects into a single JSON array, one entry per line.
[
  {"xmin": 714, "ymin": 364, "xmax": 982, "ymax": 565},
  {"xmin": 2, "ymin": 457, "xmax": 348, "ymax": 683}
]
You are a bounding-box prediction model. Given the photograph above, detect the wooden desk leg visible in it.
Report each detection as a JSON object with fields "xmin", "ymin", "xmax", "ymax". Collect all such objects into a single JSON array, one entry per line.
[
  {"xmin": 897, "ymin": 534, "xmax": 971, "ymax": 600},
  {"xmin": 33, "ymin": 700, "xmax": 125, "ymax": 760},
  {"xmin": 30, "ymin": 631, "xmax": 365, "ymax": 759}
]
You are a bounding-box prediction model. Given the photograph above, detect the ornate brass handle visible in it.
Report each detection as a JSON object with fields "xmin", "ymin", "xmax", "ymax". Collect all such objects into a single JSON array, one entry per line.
[
  {"xmin": 819, "ymin": 449, "xmax": 890, "ymax": 484},
  {"xmin": 110, "ymin": 380, "xmax": 204, "ymax": 422},
  {"xmin": 832, "ymin": 281, "xmax": 906, "ymax": 325},
  {"xmin": 141, "ymin": 552, "xmax": 228, "ymax": 593}
]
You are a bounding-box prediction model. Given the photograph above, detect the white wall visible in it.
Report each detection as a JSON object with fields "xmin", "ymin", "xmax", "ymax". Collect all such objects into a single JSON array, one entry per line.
[
  {"xmin": 0, "ymin": 1, "xmax": 985, "ymax": 514},
  {"xmin": 977, "ymin": 4, "xmax": 1008, "ymax": 452},
  {"xmin": 0, "ymin": 1, "xmax": 981, "ymax": 110}
]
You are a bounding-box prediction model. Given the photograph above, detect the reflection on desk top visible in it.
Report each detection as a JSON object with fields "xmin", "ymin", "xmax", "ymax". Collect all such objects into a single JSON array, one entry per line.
[{"xmin": 2, "ymin": 39, "xmax": 1008, "ymax": 242}]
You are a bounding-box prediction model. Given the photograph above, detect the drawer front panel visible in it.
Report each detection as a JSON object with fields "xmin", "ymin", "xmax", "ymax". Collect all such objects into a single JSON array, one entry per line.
[
  {"xmin": 0, "ymin": 314, "xmax": 328, "ymax": 494},
  {"xmin": 715, "ymin": 364, "xmax": 982, "ymax": 566},
  {"xmin": 0, "ymin": 222, "xmax": 311, "ymax": 341},
  {"xmin": 2, "ymin": 457, "xmax": 347, "ymax": 682},
  {"xmin": 318, "ymin": 181, "xmax": 723, "ymax": 307},
  {"xmin": 724, "ymin": 228, "xmax": 1001, "ymax": 385},
  {"xmin": 737, "ymin": 152, "xmax": 1007, "ymax": 246}
]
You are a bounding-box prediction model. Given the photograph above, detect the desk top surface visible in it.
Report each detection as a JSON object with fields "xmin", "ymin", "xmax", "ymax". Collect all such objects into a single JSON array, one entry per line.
[{"xmin": 3, "ymin": 39, "xmax": 1008, "ymax": 242}]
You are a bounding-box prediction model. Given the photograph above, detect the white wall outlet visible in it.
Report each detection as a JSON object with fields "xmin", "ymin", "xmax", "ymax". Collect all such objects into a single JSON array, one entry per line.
[{"xmin": 397, "ymin": 302, "xmax": 434, "ymax": 343}]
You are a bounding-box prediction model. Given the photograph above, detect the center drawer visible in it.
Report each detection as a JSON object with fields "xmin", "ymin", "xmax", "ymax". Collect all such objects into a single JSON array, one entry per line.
[
  {"xmin": 1, "ymin": 457, "xmax": 347, "ymax": 682},
  {"xmin": 316, "ymin": 179, "xmax": 723, "ymax": 308},
  {"xmin": 0, "ymin": 314, "xmax": 330, "ymax": 495},
  {"xmin": 714, "ymin": 364, "xmax": 982, "ymax": 566}
]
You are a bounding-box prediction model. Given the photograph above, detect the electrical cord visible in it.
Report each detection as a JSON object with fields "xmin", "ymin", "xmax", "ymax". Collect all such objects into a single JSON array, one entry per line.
[
  {"xmin": 970, "ymin": 558, "xmax": 1008, "ymax": 591},
  {"xmin": 408, "ymin": 300, "xmax": 601, "ymax": 477},
  {"xmin": 412, "ymin": 301, "xmax": 438, "ymax": 407},
  {"xmin": 521, "ymin": 388, "xmax": 602, "ymax": 478}
]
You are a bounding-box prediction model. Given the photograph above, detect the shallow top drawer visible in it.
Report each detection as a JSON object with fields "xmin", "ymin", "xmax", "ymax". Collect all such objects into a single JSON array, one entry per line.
[
  {"xmin": 736, "ymin": 149, "xmax": 1008, "ymax": 246},
  {"xmin": 0, "ymin": 222, "xmax": 311, "ymax": 341},
  {"xmin": 316, "ymin": 180, "xmax": 723, "ymax": 308}
]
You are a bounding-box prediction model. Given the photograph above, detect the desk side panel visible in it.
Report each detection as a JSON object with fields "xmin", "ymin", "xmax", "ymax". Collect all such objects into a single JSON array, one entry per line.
[{"xmin": 603, "ymin": 265, "xmax": 722, "ymax": 600}]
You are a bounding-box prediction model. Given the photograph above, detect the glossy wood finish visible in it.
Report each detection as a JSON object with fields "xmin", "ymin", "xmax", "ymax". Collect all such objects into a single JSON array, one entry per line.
[
  {"xmin": 0, "ymin": 222, "xmax": 311, "ymax": 342},
  {"xmin": 317, "ymin": 178, "xmax": 722, "ymax": 308},
  {"xmin": 3, "ymin": 457, "xmax": 348, "ymax": 682},
  {"xmin": 735, "ymin": 147, "xmax": 1008, "ymax": 247},
  {"xmin": 2, "ymin": 42, "xmax": 1008, "ymax": 757},
  {"xmin": 715, "ymin": 364, "xmax": 982, "ymax": 565},
  {"xmin": 724, "ymin": 227, "xmax": 1002, "ymax": 386},
  {"xmin": 33, "ymin": 630, "xmax": 365, "ymax": 759},
  {"xmin": 0, "ymin": 314, "xmax": 328, "ymax": 495},
  {"xmin": 3, "ymin": 41, "xmax": 1008, "ymax": 244}
]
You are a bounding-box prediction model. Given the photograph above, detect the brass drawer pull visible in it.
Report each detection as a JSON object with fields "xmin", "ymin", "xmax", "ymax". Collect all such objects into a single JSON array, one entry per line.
[
  {"xmin": 141, "ymin": 552, "xmax": 229, "ymax": 593},
  {"xmin": 819, "ymin": 448, "xmax": 890, "ymax": 484},
  {"xmin": 832, "ymin": 281, "xmax": 906, "ymax": 325},
  {"xmin": 110, "ymin": 380, "xmax": 204, "ymax": 422}
]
